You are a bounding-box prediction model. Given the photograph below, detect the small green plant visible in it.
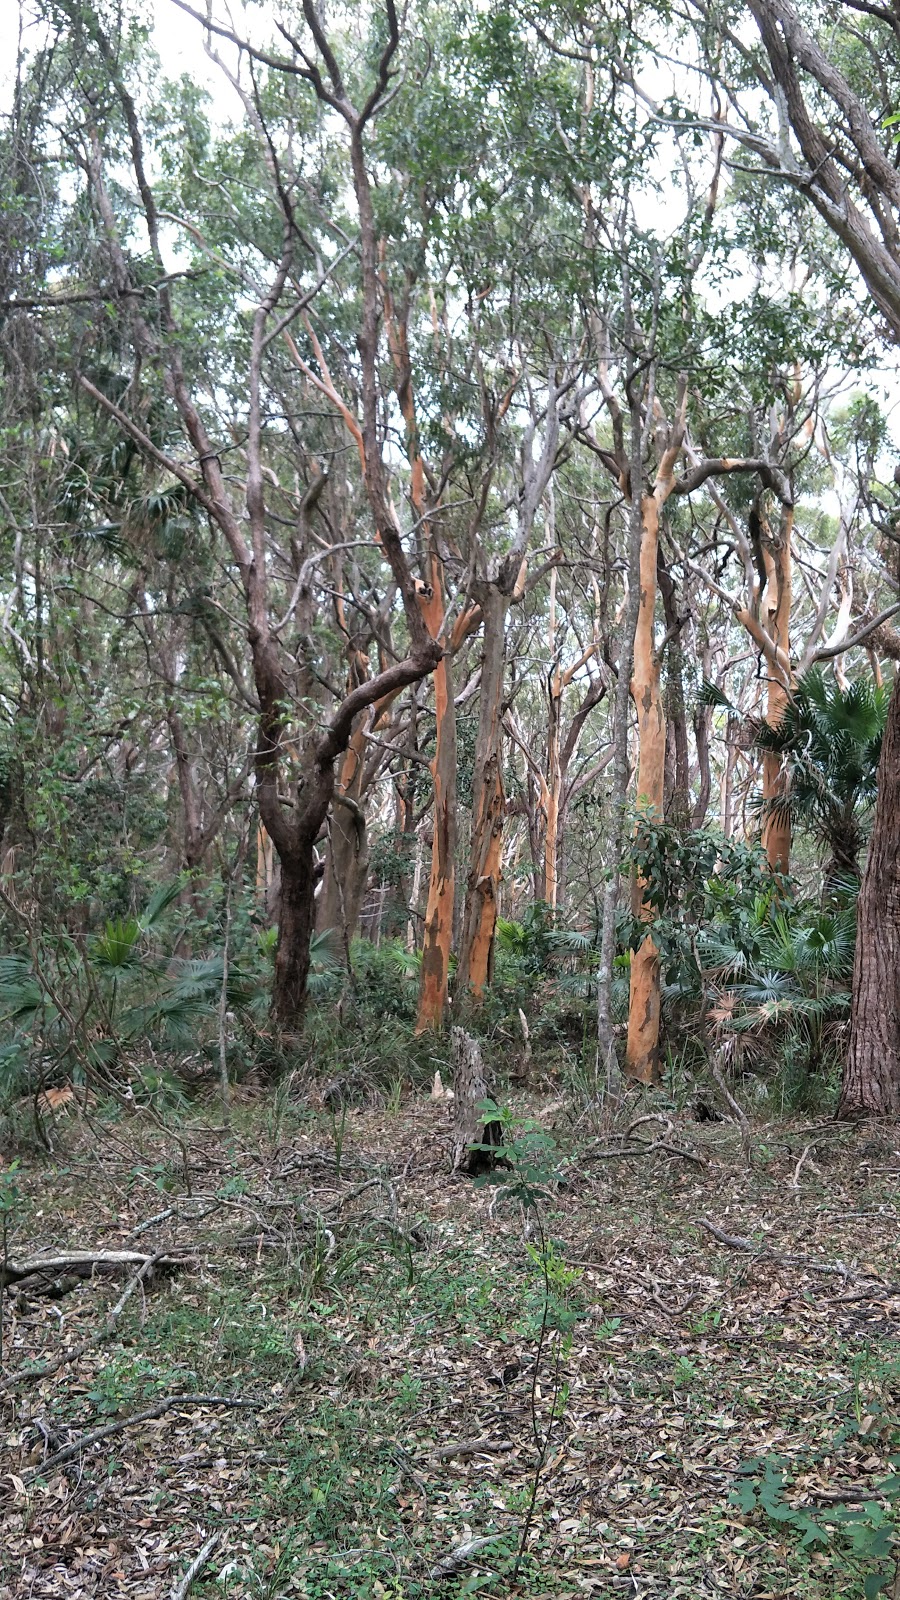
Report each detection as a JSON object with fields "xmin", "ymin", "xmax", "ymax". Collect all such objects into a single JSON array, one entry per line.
[
  {"xmin": 732, "ymin": 1452, "xmax": 900, "ymax": 1596},
  {"xmin": 673, "ymin": 1354, "xmax": 698, "ymax": 1389},
  {"xmin": 594, "ymin": 1315, "xmax": 622, "ymax": 1340}
]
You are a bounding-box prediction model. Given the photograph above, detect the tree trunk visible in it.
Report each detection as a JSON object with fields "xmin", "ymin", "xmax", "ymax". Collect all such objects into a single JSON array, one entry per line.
[
  {"xmin": 839, "ymin": 673, "xmax": 900, "ymax": 1117},
  {"xmin": 317, "ymin": 734, "xmax": 369, "ymax": 951},
  {"xmin": 626, "ymin": 493, "xmax": 666, "ymax": 1085},
  {"xmin": 416, "ymin": 562, "xmax": 458, "ymax": 1032},
  {"xmin": 761, "ymin": 503, "xmax": 793, "ymax": 874},
  {"xmin": 658, "ymin": 553, "xmax": 690, "ymax": 830},
  {"xmin": 271, "ymin": 839, "xmax": 318, "ymax": 1031},
  {"xmin": 544, "ymin": 662, "xmax": 563, "ymax": 908},
  {"xmin": 256, "ymin": 820, "xmax": 279, "ymax": 924},
  {"xmin": 450, "ymin": 1026, "xmax": 503, "ymax": 1173},
  {"xmin": 456, "ymin": 585, "xmax": 508, "ymax": 1004},
  {"xmin": 318, "ymin": 683, "xmax": 405, "ymax": 950}
]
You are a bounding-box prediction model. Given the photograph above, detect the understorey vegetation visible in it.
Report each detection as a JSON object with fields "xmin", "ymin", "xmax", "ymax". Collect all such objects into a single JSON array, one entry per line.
[{"xmin": 3, "ymin": 0, "xmax": 900, "ymax": 1594}]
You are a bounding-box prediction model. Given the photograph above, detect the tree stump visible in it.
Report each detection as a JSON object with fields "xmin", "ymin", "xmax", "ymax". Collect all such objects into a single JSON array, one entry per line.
[{"xmin": 450, "ymin": 1026, "xmax": 504, "ymax": 1174}]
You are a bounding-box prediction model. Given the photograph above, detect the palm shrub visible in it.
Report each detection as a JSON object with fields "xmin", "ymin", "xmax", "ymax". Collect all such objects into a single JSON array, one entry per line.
[
  {"xmin": 626, "ymin": 816, "xmax": 854, "ymax": 1087},
  {"xmin": 0, "ymin": 881, "xmax": 262, "ymax": 1097},
  {"xmin": 744, "ymin": 668, "xmax": 887, "ymax": 887}
]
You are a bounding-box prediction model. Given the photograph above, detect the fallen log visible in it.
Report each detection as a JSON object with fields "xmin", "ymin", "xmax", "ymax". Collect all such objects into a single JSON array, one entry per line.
[{"xmin": 1, "ymin": 1248, "xmax": 194, "ymax": 1290}]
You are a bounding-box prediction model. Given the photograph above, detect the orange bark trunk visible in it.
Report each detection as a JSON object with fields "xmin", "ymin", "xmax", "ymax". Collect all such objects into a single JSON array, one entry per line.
[
  {"xmin": 627, "ymin": 492, "xmax": 662, "ymax": 1081},
  {"xmin": 626, "ymin": 494, "xmax": 667, "ymax": 1085},
  {"xmin": 456, "ymin": 585, "xmax": 507, "ymax": 1003},
  {"xmin": 256, "ymin": 820, "xmax": 277, "ymax": 920},
  {"xmin": 416, "ymin": 556, "xmax": 458, "ymax": 1031}
]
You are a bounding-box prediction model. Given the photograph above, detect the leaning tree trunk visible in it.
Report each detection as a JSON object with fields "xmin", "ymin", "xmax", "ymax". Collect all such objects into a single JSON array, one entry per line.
[
  {"xmin": 838, "ymin": 672, "xmax": 900, "ymax": 1117},
  {"xmin": 456, "ymin": 585, "xmax": 508, "ymax": 1003},
  {"xmin": 626, "ymin": 493, "xmax": 666, "ymax": 1085}
]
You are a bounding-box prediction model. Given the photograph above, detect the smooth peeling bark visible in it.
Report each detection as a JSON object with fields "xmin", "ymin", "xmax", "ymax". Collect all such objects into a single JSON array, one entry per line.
[
  {"xmin": 761, "ymin": 504, "xmax": 794, "ymax": 875},
  {"xmin": 256, "ymin": 820, "xmax": 278, "ymax": 922},
  {"xmin": 544, "ymin": 662, "xmax": 562, "ymax": 908},
  {"xmin": 416, "ymin": 562, "xmax": 458, "ymax": 1032},
  {"xmin": 657, "ymin": 554, "xmax": 690, "ymax": 830},
  {"xmin": 626, "ymin": 493, "xmax": 667, "ymax": 1085},
  {"xmin": 318, "ymin": 721, "xmax": 369, "ymax": 946},
  {"xmin": 839, "ymin": 672, "xmax": 900, "ymax": 1118},
  {"xmin": 457, "ymin": 584, "xmax": 508, "ymax": 1003}
]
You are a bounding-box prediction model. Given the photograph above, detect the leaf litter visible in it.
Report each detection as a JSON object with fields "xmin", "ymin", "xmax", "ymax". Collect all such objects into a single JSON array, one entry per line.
[{"xmin": 1, "ymin": 1096, "xmax": 899, "ymax": 1598}]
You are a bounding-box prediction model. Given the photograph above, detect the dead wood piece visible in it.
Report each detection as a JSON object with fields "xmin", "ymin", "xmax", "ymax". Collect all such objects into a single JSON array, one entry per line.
[
  {"xmin": 24, "ymin": 1393, "xmax": 256, "ymax": 1482},
  {"xmin": 708, "ymin": 1048, "xmax": 752, "ymax": 1165},
  {"xmin": 428, "ymin": 1437, "xmax": 514, "ymax": 1462},
  {"xmin": 450, "ymin": 1027, "xmax": 504, "ymax": 1174},
  {"xmin": 429, "ymin": 1534, "xmax": 502, "ymax": 1579},
  {"xmin": 806, "ymin": 1487, "xmax": 887, "ymax": 1505},
  {"xmin": 698, "ymin": 1219, "xmax": 754, "ymax": 1251},
  {"xmin": 125, "ymin": 1207, "xmax": 177, "ymax": 1241},
  {"xmin": 698, "ymin": 1218, "xmax": 852, "ymax": 1280},
  {"xmin": 2, "ymin": 1248, "xmax": 194, "ymax": 1290},
  {"xmin": 171, "ymin": 1531, "xmax": 222, "ymax": 1599},
  {"xmin": 582, "ymin": 1136, "xmax": 705, "ymax": 1168}
]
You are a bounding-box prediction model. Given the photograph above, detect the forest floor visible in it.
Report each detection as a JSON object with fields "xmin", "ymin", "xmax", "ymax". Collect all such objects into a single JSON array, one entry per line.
[{"xmin": 2, "ymin": 1082, "xmax": 900, "ymax": 1600}]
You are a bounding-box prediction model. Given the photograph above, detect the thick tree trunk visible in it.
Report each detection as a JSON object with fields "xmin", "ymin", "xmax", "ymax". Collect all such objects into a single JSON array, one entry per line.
[
  {"xmin": 761, "ymin": 504, "xmax": 793, "ymax": 874},
  {"xmin": 416, "ymin": 563, "xmax": 458, "ymax": 1032},
  {"xmin": 626, "ymin": 494, "xmax": 666, "ymax": 1085},
  {"xmin": 839, "ymin": 673, "xmax": 900, "ymax": 1117},
  {"xmin": 456, "ymin": 585, "xmax": 508, "ymax": 1003},
  {"xmin": 271, "ymin": 839, "xmax": 318, "ymax": 1031},
  {"xmin": 450, "ymin": 1026, "xmax": 503, "ymax": 1173}
]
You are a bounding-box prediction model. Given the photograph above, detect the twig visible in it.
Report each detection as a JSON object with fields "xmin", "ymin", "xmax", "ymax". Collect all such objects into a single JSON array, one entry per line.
[
  {"xmin": 707, "ymin": 1048, "xmax": 752, "ymax": 1166},
  {"xmin": 125, "ymin": 1208, "xmax": 177, "ymax": 1241},
  {"xmin": 429, "ymin": 1535, "xmax": 503, "ymax": 1580},
  {"xmin": 171, "ymin": 1531, "xmax": 222, "ymax": 1599},
  {"xmin": 698, "ymin": 1218, "xmax": 852, "ymax": 1279},
  {"xmin": 25, "ymin": 1394, "xmax": 256, "ymax": 1481},
  {"xmin": 579, "ymin": 1136, "xmax": 705, "ymax": 1167},
  {"xmin": 427, "ymin": 1437, "xmax": 514, "ymax": 1462},
  {"xmin": 790, "ymin": 1144, "xmax": 816, "ymax": 1190}
]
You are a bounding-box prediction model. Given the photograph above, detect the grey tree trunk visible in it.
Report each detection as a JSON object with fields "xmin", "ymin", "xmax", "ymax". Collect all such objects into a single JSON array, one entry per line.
[
  {"xmin": 450, "ymin": 1027, "xmax": 503, "ymax": 1173},
  {"xmin": 839, "ymin": 673, "xmax": 900, "ymax": 1117}
]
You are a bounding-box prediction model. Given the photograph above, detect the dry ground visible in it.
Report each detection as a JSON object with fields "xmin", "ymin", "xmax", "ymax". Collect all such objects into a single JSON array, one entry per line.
[{"xmin": 2, "ymin": 1087, "xmax": 900, "ymax": 1599}]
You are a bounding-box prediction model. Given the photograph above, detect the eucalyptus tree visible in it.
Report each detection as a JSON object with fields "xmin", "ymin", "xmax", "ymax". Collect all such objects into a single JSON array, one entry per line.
[
  {"xmin": 673, "ymin": 0, "xmax": 900, "ymax": 1112},
  {"xmin": 20, "ymin": 0, "xmax": 458, "ymax": 1027}
]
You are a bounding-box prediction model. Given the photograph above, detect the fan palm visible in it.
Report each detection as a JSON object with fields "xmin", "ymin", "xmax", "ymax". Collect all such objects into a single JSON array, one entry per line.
[{"xmin": 752, "ymin": 668, "xmax": 888, "ymax": 886}]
